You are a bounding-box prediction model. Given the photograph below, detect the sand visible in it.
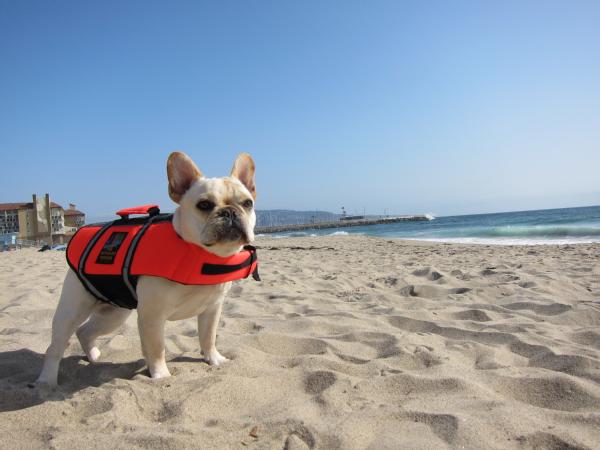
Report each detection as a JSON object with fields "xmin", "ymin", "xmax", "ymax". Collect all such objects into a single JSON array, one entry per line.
[{"xmin": 1, "ymin": 235, "xmax": 599, "ymax": 449}]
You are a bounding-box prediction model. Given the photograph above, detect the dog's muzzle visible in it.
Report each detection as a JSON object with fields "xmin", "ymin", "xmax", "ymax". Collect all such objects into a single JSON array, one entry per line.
[{"xmin": 212, "ymin": 207, "xmax": 249, "ymax": 242}]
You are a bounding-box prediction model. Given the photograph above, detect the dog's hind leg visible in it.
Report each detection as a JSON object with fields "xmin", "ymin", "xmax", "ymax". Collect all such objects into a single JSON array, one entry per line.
[
  {"xmin": 77, "ymin": 303, "xmax": 132, "ymax": 363},
  {"xmin": 37, "ymin": 270, "xmax": 97, "ymax": 386}
]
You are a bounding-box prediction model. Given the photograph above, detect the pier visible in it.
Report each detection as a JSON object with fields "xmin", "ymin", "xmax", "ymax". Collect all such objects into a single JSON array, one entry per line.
[{"xmin": 255, "ymin": 215, "xmax": 430, "ymax": 234}]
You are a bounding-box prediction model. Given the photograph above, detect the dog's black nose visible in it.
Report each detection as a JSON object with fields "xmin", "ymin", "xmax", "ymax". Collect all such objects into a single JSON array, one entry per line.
[{"xmin": 217, "ymin": 208, "xmax": 237, "ymax": 219}]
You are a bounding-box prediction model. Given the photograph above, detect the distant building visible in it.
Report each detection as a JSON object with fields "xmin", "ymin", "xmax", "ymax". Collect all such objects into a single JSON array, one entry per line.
[
  {"xmin": 64, "ymin": 203, "xmax": 86, "ymax": 228},
  {"xmin": 0, "ymin": 194, "xmax": 85, "ymax": 245},
  {"xmin": 340, "ymin": 215, "xmax": 365, "ymax": 221}
]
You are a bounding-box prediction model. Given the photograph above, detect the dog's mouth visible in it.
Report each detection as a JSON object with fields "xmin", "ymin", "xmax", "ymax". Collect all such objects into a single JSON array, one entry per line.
[{"xmin": 202, "ymin": 218, "xmax": 250, "ymax": 247}]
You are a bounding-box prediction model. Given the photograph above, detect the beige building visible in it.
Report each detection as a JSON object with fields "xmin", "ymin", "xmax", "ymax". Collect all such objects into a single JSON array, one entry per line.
[
  {"xmin": 64, "ymin": 203, "xmax": 86, "ymax": 228},
  {"xmin": 0, "ymin": 194, "xmax": 85, "ymax": 245}
]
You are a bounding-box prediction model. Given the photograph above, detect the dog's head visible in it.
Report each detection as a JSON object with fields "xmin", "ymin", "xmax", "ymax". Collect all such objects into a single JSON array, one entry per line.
[{"xmin": 167, "ymin": 152, "xmax": 257, "ymax": 257}]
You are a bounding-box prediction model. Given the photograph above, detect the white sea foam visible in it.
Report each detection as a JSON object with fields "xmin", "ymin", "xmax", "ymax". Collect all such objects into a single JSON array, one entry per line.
[
  {"xmin": 267, "ymin": 231, "xmax": 317, "ymax": 238},
  {"xmin": 402, "ymin": 237, "xmax": 600, "ymax": 246}
]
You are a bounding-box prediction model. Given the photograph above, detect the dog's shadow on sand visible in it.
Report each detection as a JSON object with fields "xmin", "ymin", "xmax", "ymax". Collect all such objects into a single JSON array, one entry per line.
[{"xmin": 0, "ymin": 348, "xmax": 147, "ymax": 412}]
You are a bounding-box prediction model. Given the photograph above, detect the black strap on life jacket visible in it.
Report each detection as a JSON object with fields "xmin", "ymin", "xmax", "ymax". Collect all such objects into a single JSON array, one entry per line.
[
  {"xmin": 200, "ymin": 245, "xmax": 261, "ymax": 281},
  {"xmin": 121, "ymin": 212, "xmax": 172, "ymax": 302},
  {"xmin": 76, "ymin": 220, "xmax": 117, "ymax": 304}
]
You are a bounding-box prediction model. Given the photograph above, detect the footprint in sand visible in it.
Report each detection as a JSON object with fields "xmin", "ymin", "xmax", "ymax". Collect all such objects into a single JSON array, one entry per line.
[
  {"xmin": 404, "ymin": 411, "xmax": 459, "ymax": 445},
  {"xmin": 247, "ymin": 334, "xmax": 328, "ymax": 357},
  {"xmin": 493, "ymin": 375, "xmax": 600, "ymax": 412},
  {"xmin": 514, "ymin": 432, "xmax": 587, "ymax": 450},
  {"xmin": 304, "ymin": 370, "xmax": 336, "ymax": 395},
  {"xmin": 452, "ymin": 309, "xmax": 492, "ymax": 322},
  {"xmin": 376, "ymin": 276, "xmax": 399, "ymax": 287},
  {"xmin": 503, "ymin": 301, "xmax": 572, "ymax": 316},
  {"xmin": 451, "ymin": 269, "xmax": 471, "ymax": 281},
  {"xmin": 480, "ymin": 268, "xmax": 498, "ymax": 276},
  {"xmin": 398, "ymin": 285, "xmax": 471, "ymax": 298},
  {"xmin": 412, "ymin": 267, "xmax": 444, "ymax": 281},
  {"xmin": 571, "ymin": 330, "xmax": 600, "ymax": 350}
]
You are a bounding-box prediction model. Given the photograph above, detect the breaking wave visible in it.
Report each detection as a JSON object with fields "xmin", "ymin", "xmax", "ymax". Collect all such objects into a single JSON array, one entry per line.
[{"xmin": 459, "ymin": 225, "xmax": 600, "ymax": 239}]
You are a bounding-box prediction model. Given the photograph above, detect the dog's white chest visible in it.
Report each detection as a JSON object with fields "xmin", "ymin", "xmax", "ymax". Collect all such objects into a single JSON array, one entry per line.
[{"xmin": 136, "ymin": 276, "xmax": 231, "ymax": 321}]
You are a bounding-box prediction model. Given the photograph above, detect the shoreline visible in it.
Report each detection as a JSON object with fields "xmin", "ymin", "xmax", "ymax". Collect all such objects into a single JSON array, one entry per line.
[{"xmin": 259, "ymin": 232, "xmax": 600, "ymax": 247}]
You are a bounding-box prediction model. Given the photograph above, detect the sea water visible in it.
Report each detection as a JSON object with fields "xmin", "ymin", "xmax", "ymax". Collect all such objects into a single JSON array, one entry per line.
[{"xmin": 267, "ymin": 205, "xmax": 600, "ymax": 245}]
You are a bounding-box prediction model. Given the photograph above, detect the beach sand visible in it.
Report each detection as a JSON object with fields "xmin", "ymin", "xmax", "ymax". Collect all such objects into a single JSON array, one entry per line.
[{"xmin": 1, "ymin": 235, "xmax": 599, "ymax": 449}]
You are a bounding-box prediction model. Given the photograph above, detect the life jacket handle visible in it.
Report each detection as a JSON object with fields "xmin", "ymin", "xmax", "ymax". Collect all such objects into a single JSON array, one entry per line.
[{"xmin": 116, "ymin": 204, "xmax": 161, "ymax": 219}]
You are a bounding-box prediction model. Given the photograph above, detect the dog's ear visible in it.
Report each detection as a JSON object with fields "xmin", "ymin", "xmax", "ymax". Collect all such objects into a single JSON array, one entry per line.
[
  {"xmin": 167, "ymin": 152, "xmax": 203, "ymax": 203},
  {"xmin": 230, "ymin": 153, "xmax": 256, "ymax": 199}
]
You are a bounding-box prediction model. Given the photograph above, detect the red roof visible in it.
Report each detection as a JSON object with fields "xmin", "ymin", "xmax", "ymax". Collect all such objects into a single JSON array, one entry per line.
[
  {"xmin": 64, "ymin": 209, "xmax": 85, "ymax": 216},
  {"xmin": 0, "ymin": 203, "xmax": 28, "ymax": 211},
  {"xmin": 0, "ymin": 201, "xmax": 63, "ymax": 211}
]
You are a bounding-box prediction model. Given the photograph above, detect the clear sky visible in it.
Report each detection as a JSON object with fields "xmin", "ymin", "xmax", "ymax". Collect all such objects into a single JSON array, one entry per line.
[{"xmin": 1, "ymin": 1, "xmax": 599, "ymax": 218}]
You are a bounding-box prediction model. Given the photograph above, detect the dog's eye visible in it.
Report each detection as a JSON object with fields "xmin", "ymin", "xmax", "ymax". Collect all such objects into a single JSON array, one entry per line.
[
  {"xmin": 196, "ymin": 200, "xmax": 215, "ymax": 211},
  {"xmin": 242, "ymin": 199, "xmax": 253, "ymax": 209}
]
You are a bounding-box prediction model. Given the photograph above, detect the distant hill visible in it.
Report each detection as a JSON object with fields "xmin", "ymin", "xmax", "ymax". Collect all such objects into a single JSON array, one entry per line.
[
  {"xmin": 87, "ymin": 209, "xmax": 342, "ymax": 227},
  {"xmin": 256, "ymin": 210, "xmax": 340, "ymax": 227}
]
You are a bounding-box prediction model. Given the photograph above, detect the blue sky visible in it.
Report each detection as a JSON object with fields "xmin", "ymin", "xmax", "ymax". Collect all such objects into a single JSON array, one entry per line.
[{"xmin": 1, "ymin": 1, "xmax": 599, "ymax": 218}]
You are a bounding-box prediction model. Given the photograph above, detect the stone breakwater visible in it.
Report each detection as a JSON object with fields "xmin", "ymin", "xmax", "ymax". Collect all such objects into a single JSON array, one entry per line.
[{"xmin": 255, "ymin": 215, "xmax": 429, "ymax": 234}]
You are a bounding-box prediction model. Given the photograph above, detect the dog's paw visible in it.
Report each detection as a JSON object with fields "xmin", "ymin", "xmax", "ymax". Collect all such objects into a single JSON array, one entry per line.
[
  {"xmin": 87, "ymin": 347, "xmax": 101, "ymax": 363},
  {"xmin": 149, "ymin": 368, "xmax": 172, "ymax": 379},
  {"xmin": 207, "ymin": 351, "xmax": 229, "ymax": 366}
]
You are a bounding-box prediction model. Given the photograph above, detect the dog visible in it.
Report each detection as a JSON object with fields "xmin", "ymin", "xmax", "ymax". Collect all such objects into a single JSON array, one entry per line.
[{"xmin": 36, "ymin": 151, "xmax": 257, "ymax": 386}]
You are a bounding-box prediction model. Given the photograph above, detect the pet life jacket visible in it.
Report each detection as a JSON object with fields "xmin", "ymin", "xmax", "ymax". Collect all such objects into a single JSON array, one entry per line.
[{"xmin": 66, "ymin": 204, "xmax": 259, "ymax": 309}]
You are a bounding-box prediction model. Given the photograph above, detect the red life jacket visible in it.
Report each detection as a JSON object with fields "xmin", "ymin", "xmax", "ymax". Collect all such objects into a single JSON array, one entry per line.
[{"xmin": 66, "ymin": 205, "xmax": 259, "ymax": 309}]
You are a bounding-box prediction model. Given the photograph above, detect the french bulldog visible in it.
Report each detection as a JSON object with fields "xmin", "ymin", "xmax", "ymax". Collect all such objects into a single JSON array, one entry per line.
[{"xmin": 36, "ymin": 152, "xmax": 256, "ymax": 386}]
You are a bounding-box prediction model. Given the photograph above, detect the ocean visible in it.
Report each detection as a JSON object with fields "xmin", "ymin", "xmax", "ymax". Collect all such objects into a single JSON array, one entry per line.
[{"xmin": 263, "ymin": 205, "xmax": 600, "ymax": 245}]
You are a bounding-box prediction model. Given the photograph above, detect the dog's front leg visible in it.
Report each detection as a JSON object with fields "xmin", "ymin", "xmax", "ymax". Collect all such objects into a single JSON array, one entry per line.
[
  {"xmin": 198, "ymin": 300, "xmax": 228, "ymax": 366},
  {"xmin": 137, "ymin": 315, "xmax": 170, "ymax": 379}
]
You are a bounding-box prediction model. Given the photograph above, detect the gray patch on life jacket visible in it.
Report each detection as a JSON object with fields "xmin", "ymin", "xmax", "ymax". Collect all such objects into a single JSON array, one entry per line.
[{"xmin": 96, "ymin": 231, "xmax": 128, "ymax": 264}]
